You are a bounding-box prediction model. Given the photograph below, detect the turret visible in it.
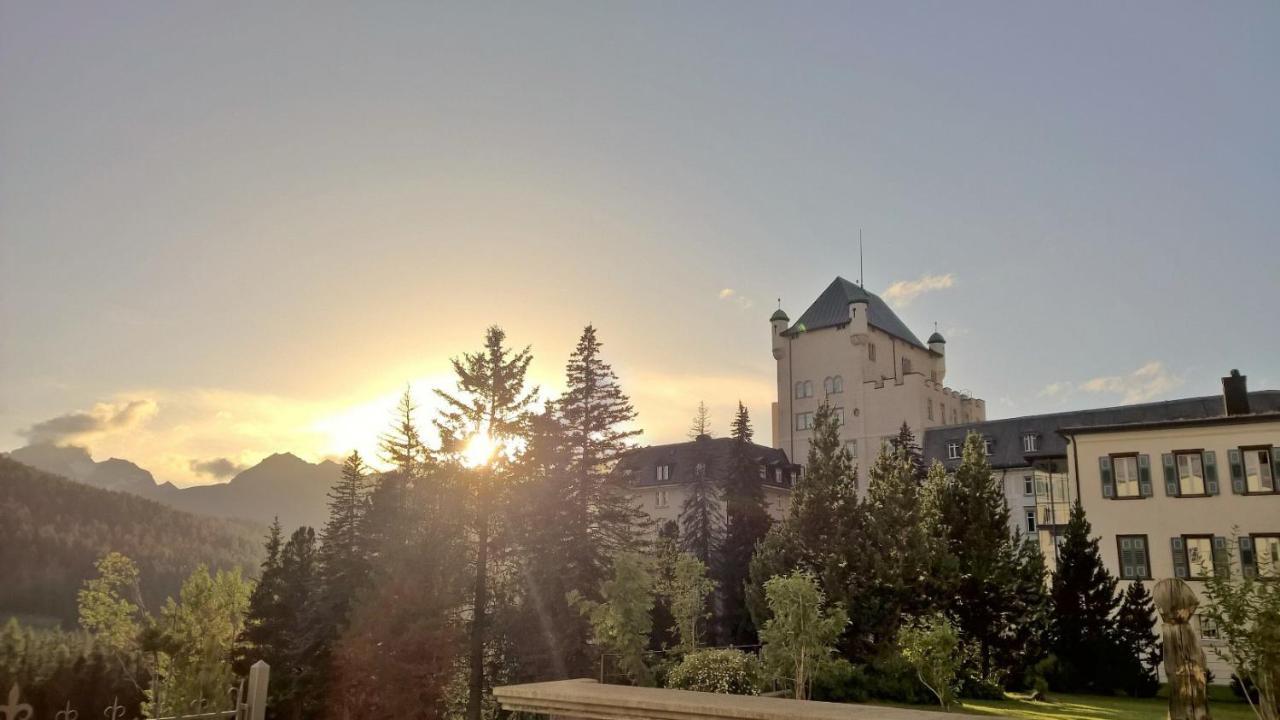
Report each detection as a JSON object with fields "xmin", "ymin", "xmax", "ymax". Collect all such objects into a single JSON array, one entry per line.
[
  {"xmin": 928, "ymin": 330, "xmax": 946, "ymax": 383},
  {"xmin": 770, "ymin": 308, "xmax": 789, "ymax": 360},
  {"xmin": 847, "ymin": 294, "xmax": 869, "ymax": 345}
]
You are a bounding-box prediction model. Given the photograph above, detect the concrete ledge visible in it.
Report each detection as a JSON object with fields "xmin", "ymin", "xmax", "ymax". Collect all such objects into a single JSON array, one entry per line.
[{"xmin": 493, "ymin": 679, "xmax": 979, "ymax": 719}]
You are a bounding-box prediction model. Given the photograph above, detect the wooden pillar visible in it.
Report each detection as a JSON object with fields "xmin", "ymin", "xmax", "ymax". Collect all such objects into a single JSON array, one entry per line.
[
  {"xmin": 246, "ymin": 660, "xmax": 270, "ymax": 720},
  {"xmin": 1154, "ymin": 579, "xmax": 1211, "ymax": 720}
]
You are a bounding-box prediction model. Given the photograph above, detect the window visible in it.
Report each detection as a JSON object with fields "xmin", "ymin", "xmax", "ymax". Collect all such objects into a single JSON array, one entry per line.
[
  {"xmin": 1176, "ymin": 452, "xmax": 1207, "ymax": 496},
  {"xmin": 1023, "ymin": 433, "xmax": 1039, "ymax": 453},
  {"xmin": 1116, "ymin": 535, "xmax": 1151, "ymax": 580},
  {"xmin": 758, "ymin": 465, "xmax": 766, "ymax": 479},
  {"xmin": 845, "ymin": 439, "xmax": 858, "ymax": 458},
  {"xmin": 1242, "ymin": 446, "xmax": 1276, "ymax": 493},
  {"xmin": 946, "ymin": 441, "xmax": 961, "ymax": 460},
  {"xmin": 940, "ymin": 403, "xmax": 946, "ymax": 425},
  {"xmin": 656, "ymin": 464, "xmax": 670, "ymax": 482},
  {"xmin": 927, "ymin": 399, "xmax": 934, "ymax": 421},
  {"xmin": 1024, "ymin": 508, "xmax": 1037, "ymax": 534},
  {"xmin": 1184, "ymin": 535, "xmax": 1217, "ymax": 579},
  {"xmin": 823, "ymin": 377, "xmax": 833, "ymax": 395},
  {"xmin": 655, "ymin": 489, "xmax": 669, "ymax": 508},
  {"xmin": 1023, "ymin": 475, "xmax": 1034, "ymax": 496},
  {"xmin": 1198, "ymin": 614, "xmax": 1219, "ymax": 640},
  {"xmin": 952, "ymin": 409, "xmax": 958, "ymax": 424},
  {"xmin": 982, "ymin": 438, "xmax": 994, "ymax": 456},
  {"xmin": 1113, "ymin": 455, "xmax": 1142, "ymax": 498},
  {"xmin": 775, "ymin": 468, "xmax": 784, "ymax": 485},
  {"xmin": 832, "ymin": 375, "xmax": 843, "ymax": 393},
  {"xmin": 1249, "ymin": 534, "xmax": 1280, "ymax": 578},
  {"xmin": 695, "ymin": 462, "xmax": 706, "ymax": 478},
  {"xmin": 868, "ymin": 343, "xmax": 877, "ymax": 361},
  {"xmin": 1042, "ymin": 506, "xmax": 1053, "ymax": 524},
  {"xmin": 902, "ymin": 357, "xmax": 912, "ymax": 375},
  {"xmin": 833, "ymin": 407, "xmax": 845, "ymax": 426},
  {"xmin": 794, "ymin": 412, "xmax": 814, "ymax": 431},
  {"xmin": 794, "ymin": 380, "xmax": 814, "ymax": 399}
]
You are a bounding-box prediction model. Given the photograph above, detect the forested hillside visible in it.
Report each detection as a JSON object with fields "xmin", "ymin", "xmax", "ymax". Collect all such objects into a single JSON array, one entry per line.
[{"xmin": 0, "ymin": 456, "xmax": 264, "ymax": 626}]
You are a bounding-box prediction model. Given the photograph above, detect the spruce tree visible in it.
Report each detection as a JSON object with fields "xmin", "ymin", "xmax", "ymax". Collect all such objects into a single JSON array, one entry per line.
[
  {"xmin": 889, "ymin": 421, "xmax": 926, "ymax": 483},
  {"xmin": 679, "ymin": 457, "xmax": 723, "ymax": 566},
  {"xmin": 689, "ymin": 401, "xmax": 712, "ymax": 439},
  {"xmin": 362, "ymin": 388, "xmax": 435, "ymax": 557},
  {"xmin": 1050, "ymin": 501, "xmax": 1120, "ymax": 693},
  {"xmin": 717, "ymin": 402, "xmax": 772, "ymax": 645},
  {"xmin": 937, "ymin": 432, "xmax": 1020, "ymax": 679},
  {"xmin": 1114, "ymin": 580, "xmax": 1161, "ymax": 698},
  {"xmin": 234, "ymin": 518, "xmax": 285, "ymax": 675},
  {"xmin": 1005, "ymin": 535, "xmax": 1052, "ymax": 686},
  {"xmin": 277, "ymin": 526, "xmax": 319, "ymax": 719}
]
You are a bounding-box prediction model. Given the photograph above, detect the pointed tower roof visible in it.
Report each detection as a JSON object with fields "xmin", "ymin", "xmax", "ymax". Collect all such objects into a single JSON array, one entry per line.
[{"xmin": 783, "ymin": 276, "xmax": 927, "ymax": 349}]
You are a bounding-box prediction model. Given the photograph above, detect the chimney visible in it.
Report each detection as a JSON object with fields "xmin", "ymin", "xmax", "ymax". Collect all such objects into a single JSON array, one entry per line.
[{"xmin": 1222, "ymin": 369, "xmax": 1250, "ymax": 416}]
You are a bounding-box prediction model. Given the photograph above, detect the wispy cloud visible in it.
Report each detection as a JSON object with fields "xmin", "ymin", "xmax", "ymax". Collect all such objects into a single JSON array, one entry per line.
[
  {"xmin": 188, "ymin": 457, "xmax": 246, "ymax": 480},
  {"xmin": 20, "ymin": 399, "xmax": 158, "ymax": 445},
  {"xmin": 1038, "ymin": 362, "xmax": 1184, "ymax": 405},
  {"xmin": 717, "ymin": 288, "xmax": 754, "ymax": 310},
  {"xmin": 881, "ymin": 273, "xmax": 955, "ymax": 307}
]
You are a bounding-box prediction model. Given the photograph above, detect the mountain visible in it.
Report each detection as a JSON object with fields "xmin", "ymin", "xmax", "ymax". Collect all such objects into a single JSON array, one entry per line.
[
  {"xmin": 7, "ymin": 445, "xmax": 340, "ymax": 530},
  {"xmin": 0, "ymin": 455, "xmax": 264, "ymax": 626}
]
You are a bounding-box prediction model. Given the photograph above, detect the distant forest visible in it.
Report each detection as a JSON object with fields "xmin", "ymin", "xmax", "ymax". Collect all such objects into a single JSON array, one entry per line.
[{"xmin": 0, "ymin": 456, "xmax": 264, "ymax": 625}]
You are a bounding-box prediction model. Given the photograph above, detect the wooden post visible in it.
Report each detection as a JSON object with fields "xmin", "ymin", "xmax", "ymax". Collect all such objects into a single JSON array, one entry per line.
[
  {"xmin": 246, "ymin": 660, "xmax": 270, "ymax": 720},
  {"xmin": 1154, "ymin": 579, "xmax": 1210, "ymax": 720}
]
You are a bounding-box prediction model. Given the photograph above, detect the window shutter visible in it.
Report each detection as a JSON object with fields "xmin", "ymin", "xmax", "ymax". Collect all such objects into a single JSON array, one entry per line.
[
  {"xmin": 1171, "ymin": 537, "xmax": 1188, "ymax": 579},
  {"xmin": 1212, "ymin": 536, "xmax": 1230, "ymax": 578},
  {"xmin": 1272, "ymin": 447, "xmax": 1280, "ymax": 486},
  {"xmin": 1099, "ymin": 456, "xmax": 1114, "ymax": 498},
  {"xmin": 1134, "ymin": 537, "xmax": 1148, "ymax": 578},
  {"xmin": 1138, "ymin": 454, "xmax": 1152, "ymax": 497},
  {"xmin": 1162, "ymin": 453, "xmax": 1178, "ymax": 496},
  {"xmin": 1204, "ymin": 451, "xmax": 1220, "ymax": 495},
  {"xmin": 1228, "ymin": 449, "xmax": 1245, "ymax": 494},
  {"xmin": 1119, "ymin": 537, "xmax": 1135, "ymax": 578},
  {"xmin": 1240, "ymin": 536, "xmax": 1257, "ymax": 579}
]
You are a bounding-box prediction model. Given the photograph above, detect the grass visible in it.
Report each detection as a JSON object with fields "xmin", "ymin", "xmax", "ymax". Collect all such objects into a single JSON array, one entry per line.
[{"xmin": 873, "ymin": 690, "xmax": 1257, "ymax": 720}]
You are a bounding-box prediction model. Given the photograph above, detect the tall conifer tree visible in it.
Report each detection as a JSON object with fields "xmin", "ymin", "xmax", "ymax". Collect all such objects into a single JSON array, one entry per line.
[
  {"xmin": 718, "ymin": 402, "xmax": 772, "ymax": 645},
  {"xmin": 1050, "ymin": 501, "xmax": 1121, "ymax": 693},
  {"xmin": 1114, "ymin": 579, "xmax": 1161, "ymax": 697},
  {"xmin": 234, "ymin": 518, "xmax": 285, "ymax": 676},
  {"xmin": 679, "ymin": 459, "xmax": 722, "ymax": 566}
]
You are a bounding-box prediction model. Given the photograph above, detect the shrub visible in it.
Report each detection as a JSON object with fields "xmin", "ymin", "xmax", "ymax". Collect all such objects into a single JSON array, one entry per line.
[
  {"xmin": 865, "ymin": 652, "xmax": 934, "ymax": 704},
  {"xmin": 665, "ymin": 649, "xmax": 760, "ymax": 695},
  {"xmin": 811, "ymin": 658, "xmax": 869, "ymax": 703},
  {"xmin": 897, "ymin": 613, "xmax": 962, "ymax": 709}
]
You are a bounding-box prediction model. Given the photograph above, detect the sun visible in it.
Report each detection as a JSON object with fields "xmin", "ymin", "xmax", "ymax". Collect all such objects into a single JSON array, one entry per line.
[{"xmin": 461, "ymin": 431, "xmax": 499, "ymax": 468}]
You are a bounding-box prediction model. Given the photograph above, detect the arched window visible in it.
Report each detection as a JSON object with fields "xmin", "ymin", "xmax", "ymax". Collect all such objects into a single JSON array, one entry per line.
[
  {"xmin": 804, "ymin": 380, "xmax": 813, "ymax": 397},
  {"xmin": 823, "ymin": 377, "xmax": 834, "ymax": 395},
  {"xmin": 832, "ymin": 375, "xmax": 843, "ymax": 393}
]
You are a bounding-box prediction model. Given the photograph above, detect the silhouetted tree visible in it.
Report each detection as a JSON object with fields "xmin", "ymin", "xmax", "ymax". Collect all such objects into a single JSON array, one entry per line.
[
  {"xmin": 1050, "ymin": 501, "xmax": 1120, "ymax": 693},
  {"xmin": 717, "ymin": 402, "xmax": 772, "ymax": 645},
  {"xmin": 1114, "ymin": 579, "xmax": 1161, "ymax": 697}
]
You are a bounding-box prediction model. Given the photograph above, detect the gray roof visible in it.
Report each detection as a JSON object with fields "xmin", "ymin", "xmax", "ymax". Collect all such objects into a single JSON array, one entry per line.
[
  {"xmin": 783, "ymin": 277, "xmax": 928, "ymax": 350},
  {"xmin": 922, "ymin": 390, "xmax": 1280, "ymax": 470},
  {"xmin": 614, "ymin": 437, "xmax": 797, "ymax": 489}
]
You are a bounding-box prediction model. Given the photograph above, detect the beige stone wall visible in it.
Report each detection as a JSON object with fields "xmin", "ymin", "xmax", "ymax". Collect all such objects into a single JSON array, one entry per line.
[
  {"xmin": 1066, "ymin": 419, "xmax": 1280, "ymax": 679},
  {"xmin": 631, "ymin": 481, "xmax": 792, "ymax": 536},
  {"xmin": 771, "ymin": 311, "xmax": 984, "ymax": 488}
]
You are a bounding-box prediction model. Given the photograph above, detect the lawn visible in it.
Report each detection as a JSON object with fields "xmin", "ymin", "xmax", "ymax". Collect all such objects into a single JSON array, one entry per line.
[{"xmin": 953, "ymin": 691, "xmax": 1257, "ymax": 720}]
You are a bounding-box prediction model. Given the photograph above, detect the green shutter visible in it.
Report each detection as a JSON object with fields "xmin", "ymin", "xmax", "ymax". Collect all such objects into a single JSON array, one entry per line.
[
  {"xmin": 1171, "ymin": 537, "xmax": 1189, "ymax": 579},
  {"xmin": 1228, "ymin": 449, "xmax": 1245, "ymax": 494},
  {"xmin": 1240, "ymin": 536, "xmax": 1257, "ymax": 579},
  {"xmin": 1204, "ymin": 451, "xmax": 1219, "ymax": 495},
  {"xmin": 1162, "ymin": 453, "xmax": 1178, "ymax": 496},
  {"xmin": 1099, "ymin": 456, "xmax": 1114, "ymax": 498},
  {"xmin": 1138, "ymin": 454, "xmax": 1152, "ymax": 497},
  {"xmin": 1213, "ymin": 536, "xmax": 1230, "ymax": 578},
  {"xmin": 1271, "ymin": 447, "xmax": 1280, "ymax": 489},
  {"xmin": 1134, "ymin": 537, "xmax": 1148, "ymax": 578},
  {"xmin": 1119, "ymin": 537, "xmax": 1133, "ymax": 578}
]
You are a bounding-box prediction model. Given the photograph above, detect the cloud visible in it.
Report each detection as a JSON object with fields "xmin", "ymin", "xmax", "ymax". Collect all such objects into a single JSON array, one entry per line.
[
  {"xmin": 1038, "ymin": 362, "xmax": 1184, "ymax": 405},
  {"xmin": 188, "ymin": 457, "xmax": 246, "ymax": 480},
  {"xmin": 20, "ymin": 399, "xmax": 158, "ymax": 444},
  {"xmin": 717, "ymin": 288, "xmax": 754, "ymax": 310},
  {"xmin": 881, "ymin": 273, "xmax": 955, "ymax": 307},
  {"xmin": 1079, "ymin": 361, "xmax": 1183, "ymax": 403}
]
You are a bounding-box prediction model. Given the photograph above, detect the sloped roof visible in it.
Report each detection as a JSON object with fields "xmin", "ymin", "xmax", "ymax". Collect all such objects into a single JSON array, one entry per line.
[
  {"xmin": 783, "ymin": 277, "xmax": 927, "ymax": 350},
  {"xmin": 613, "ymin": 437, "xmax": 797, "ymax": 489},
  {"xmin": 922, "ymin": 391, "xmax": 1280, "ymax": 470}
]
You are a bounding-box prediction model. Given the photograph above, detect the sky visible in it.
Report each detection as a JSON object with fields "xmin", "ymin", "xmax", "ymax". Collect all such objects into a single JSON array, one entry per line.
[{"xmin": 2, "ymin": 1, "xmax": 1278, "ymax": 487}]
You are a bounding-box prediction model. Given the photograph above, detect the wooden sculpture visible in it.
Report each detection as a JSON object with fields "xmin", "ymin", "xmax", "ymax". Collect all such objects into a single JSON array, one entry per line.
[{"xmin": 1154, "ymin": 578, "xmax": 1211, "ymax": 720}]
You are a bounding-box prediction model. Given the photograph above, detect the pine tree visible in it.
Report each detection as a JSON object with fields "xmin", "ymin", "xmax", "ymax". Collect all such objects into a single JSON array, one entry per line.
[
  {"xmin": 717, "ymin": 402, "xmax": 772, "ymax": 645},
  {"xmin": 937, "ymin": 432, "xmax": 1021, "ymax": 680},
  {"xmin": 1050, "ymin": 501, "xmax": 1121, "ymax": 693},
  {"xmin": 679, "ymin": 458, "xmax": 723, "ymax": 566},
  {"xmin": 1114, "ymin": 580, "xmax": 1161, "ymax": 698},
  {"xmin": 689, "ymin": 401, "xmax": 712, "ymax": 439},
  {"xmin": 889, "ymin": 421, "xmax": 926, "ymax": 484},
  {"xmin": 1005, "ymin": 535, "xmax": 1052, "ymax": 686},
  {"xmin": 362, "ymin": 389, "xmax": 435, "ymax": 557},
  {"xmin": 234, "ymin": 518, "xmax": 285, "ymax": 675},
  {"xmin": 277, "ymin": 526, "xmax": 319, "ymax": 720}
]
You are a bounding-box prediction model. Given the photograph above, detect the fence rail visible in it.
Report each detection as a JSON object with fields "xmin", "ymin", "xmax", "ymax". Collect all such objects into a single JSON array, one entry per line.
[{"xmin": 2, "ymin": 661, "xmax": 268, "ymax": 720}]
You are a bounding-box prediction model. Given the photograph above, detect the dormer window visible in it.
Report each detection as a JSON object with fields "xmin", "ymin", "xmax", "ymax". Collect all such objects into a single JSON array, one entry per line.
[
  {"xmin": 1023, "ymin": 433, "xmax": 1039, "ymax": 453},
  {"xmin": 946, "ymin": 441, "xmax": 961, "ymax": 460},
  {"xmin": 656, "ymin": 464, "xmax": 670, "ymax": 482},
  {"xmin": 983, "ymin": 438, "xmax": 994, "ymax": 455}
]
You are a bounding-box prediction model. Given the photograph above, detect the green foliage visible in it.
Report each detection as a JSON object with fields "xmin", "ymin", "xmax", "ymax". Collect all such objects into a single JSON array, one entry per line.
[
  {"xmin": 717, "ymin": 401, "xmax": 772, "ymax": 646},
  {"xmin": 666, "ymin": 648, "xmax": 759, "ymax": 695},
  {"xmin": 77, "ymin": 552, "xmax": 145, "ymax": 657},
  {"xmin": 1113, "ymin": 580, "xmax": 1161, "ymax": 698},
  {"xmin": 0, "ymin": 619, "xmax": 147, "ymax": 717},
  {"xmin": 759, "ymin": 570, "xmax": 848, "ymax": 700},
  {"xmin": 0, "ymin": 456, "xmax": 262, "ymax": 626},
  {"xmin": 897, "ymin": 612, "xmax": 961, "ymax": 709},
  {"xmin": 660, "ymin": 553, "xmax": 716, "ymax": 654},
  {"xmin": 570, "ymin": 552, "xmax": 656, "ymax": 686},
  {"xmin": 1200, "ymin": 534, "xmax": 1280, "ymax": 720},
  {"xmin": 678, "ymin": 457, "xmax": 722, "ymax": 566},
  {"xmin": 1049, "ymin": 501, "xmax": 1120, "ymax": 694}
]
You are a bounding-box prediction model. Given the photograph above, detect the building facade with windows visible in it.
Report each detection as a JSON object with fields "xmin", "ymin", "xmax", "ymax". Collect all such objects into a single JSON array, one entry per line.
[
  {"xmin": 612, "ymin": 434, "xmax": 801, "ymax": 532},
  {"xmin": 1062, "ymin": 385, "xmax": 1280, "ymax": 677},
  {"xmin": 770, "ymin": 277, "xmax": 985, "ymax": 488}
]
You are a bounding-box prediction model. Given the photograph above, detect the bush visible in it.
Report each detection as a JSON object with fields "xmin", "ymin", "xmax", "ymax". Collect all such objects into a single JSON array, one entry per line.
[
  {"xmin": 665, "ymin": 649, "xmax": 760, "ymax": 695},
  {"xmin": 864, "ymin": 652, "xmax": 934, "ymax": 704},
  {"xmin": 811, "ymin": 658, "xmax": 869, "ymax": 703}
]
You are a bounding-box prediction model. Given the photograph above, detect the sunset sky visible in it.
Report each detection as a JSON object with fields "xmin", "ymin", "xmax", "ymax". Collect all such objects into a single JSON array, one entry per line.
[{"xmin": 3, "ymin": 2, "xmax": 1278, "ymax": 486}]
